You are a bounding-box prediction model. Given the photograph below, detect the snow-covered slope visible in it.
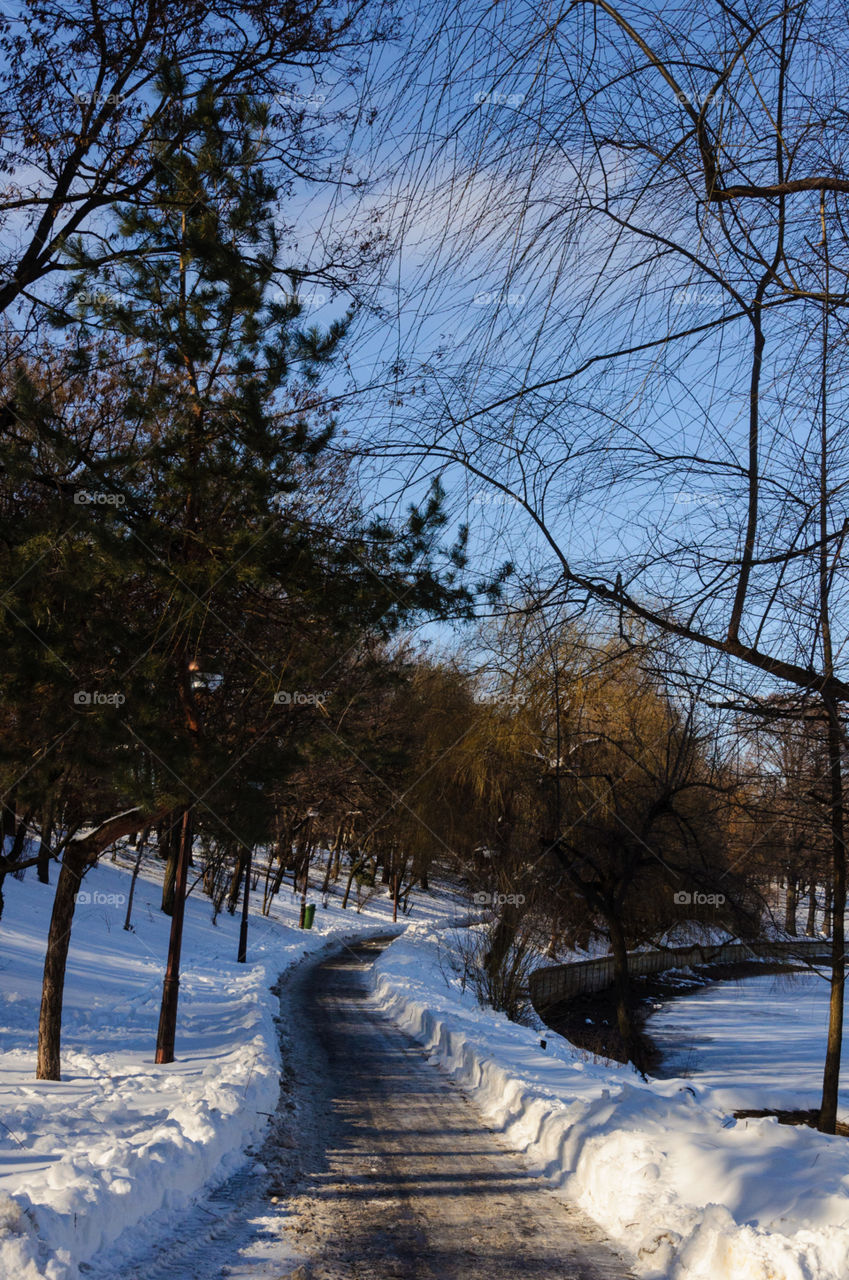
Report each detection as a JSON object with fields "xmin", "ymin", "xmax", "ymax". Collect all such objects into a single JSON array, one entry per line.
[
  {"xmin": 371, "ymin": 922, "xmax": 849, "ymax": 1280},
  {"xmin": 0, "ymin": 854, "xmax": 463, "ymax": 1280}
]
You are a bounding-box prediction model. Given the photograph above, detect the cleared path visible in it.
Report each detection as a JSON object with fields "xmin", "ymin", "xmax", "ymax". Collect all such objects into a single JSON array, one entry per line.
[
  {"xmin": 87, "ymin": 936, "xmax": 634, "ymax": 1280},
  {"xmin": 274, "ymin": 937, "xmax": 632, "ymax": 1279}
]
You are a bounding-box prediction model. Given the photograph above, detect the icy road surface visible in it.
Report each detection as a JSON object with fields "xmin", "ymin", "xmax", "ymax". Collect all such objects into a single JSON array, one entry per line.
[{"xmin": 89, "ymin": 937, "xmax": 632, "ymax": 1280}]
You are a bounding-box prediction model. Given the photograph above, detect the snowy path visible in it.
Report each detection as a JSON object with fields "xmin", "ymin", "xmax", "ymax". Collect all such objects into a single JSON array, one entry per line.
[{"xmin": 86, "ymin": 937, "xmax": 632, "ymax": 1280}]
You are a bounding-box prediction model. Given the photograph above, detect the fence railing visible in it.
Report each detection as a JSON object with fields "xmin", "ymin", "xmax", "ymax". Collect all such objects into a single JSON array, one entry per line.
[{"xmin": 529, "ymin": 938, "xmax": 833, "ymax": 1012}]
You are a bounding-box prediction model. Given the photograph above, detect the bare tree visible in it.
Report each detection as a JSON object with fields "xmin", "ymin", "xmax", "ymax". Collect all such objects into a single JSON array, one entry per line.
[{"xmin": 370, "ymin": 0, "xmax": 849, "ymax": 1130}]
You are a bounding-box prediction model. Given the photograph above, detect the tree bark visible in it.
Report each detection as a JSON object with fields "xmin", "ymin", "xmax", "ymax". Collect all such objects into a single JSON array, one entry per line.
[
  {"xmin": 37, "ymin": 801, "xmax": 55, "ymax": 885},
  {"xmin": 37, "ymin": 808, "xmax": 152, "ymax": 1079},
  {"xmin": 483, "ymin": 899, "xmax": 521, "ymax": 995},
  {"xmin": 227, "ymin": 847, "xmax": 245, "ymax": 914},
  {"xmin": 123, "ymin": 845, "xmax": 144, "ymax": 931},
  {"xmin": 160, "ymin": 812, "xmax": 181, "ymax": 915},
  {"xmin": 9, "ymin": 809, "xmax": 34, "ymax": 869},
  {"xmin": 36, "ymin": 841, "xmax": 88, "ymax": 1080},
  {"xmin": 2, "ymin": 788, "xmax": 16, "ymax": 846},
  {"xmin": 0, "ymin": 806, "xmax": 35, "ymax": 911},
  {"xmin": 819, "ymin": 710, "xmax": 846, "ymax": 1133},
  {"xmin": 238, "ymin": 847, "xmax": 252, "ymax": 962},
  {"xmin": 607, "ymin": 909, "xmax": 640, "ymax": 1070},
  {"xmin": 155, "ymin": 807, "xmax": 192, "ymax": 1064},
  {"xmin": 806, "ymin": 883, "xmax": 817, "ymax": 936},
  {"xmin": 824, "ymin": 880, "xmax": 832, "ymax": 935},
  {"xmin": 341, "ymin": 852, "xmax": 364, "ymax": 910},
  {"xmin": 784, "ymin": 873, "xmax": 798, "ymax": 935}
]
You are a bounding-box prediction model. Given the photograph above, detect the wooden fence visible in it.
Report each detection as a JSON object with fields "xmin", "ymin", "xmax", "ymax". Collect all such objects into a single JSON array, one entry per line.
[{"xmin": 529, "ymin": 938, "xmax": 833, "ymax": 1012}]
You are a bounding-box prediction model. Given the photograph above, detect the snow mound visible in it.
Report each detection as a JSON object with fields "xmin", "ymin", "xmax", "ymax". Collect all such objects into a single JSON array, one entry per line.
[
  {"xmin": 0, "ymin": 857, "xmax": 464, "ymax": 1279},
  {"xmin": 371, "ymin": 923, "xmax": 849, "ymax": 1280}
]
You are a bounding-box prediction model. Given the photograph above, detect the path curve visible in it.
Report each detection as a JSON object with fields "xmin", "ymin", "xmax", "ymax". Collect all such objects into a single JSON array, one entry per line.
[{"xmin": 86, "ymin": 935, "xmax": 634, "ymax": 1280}]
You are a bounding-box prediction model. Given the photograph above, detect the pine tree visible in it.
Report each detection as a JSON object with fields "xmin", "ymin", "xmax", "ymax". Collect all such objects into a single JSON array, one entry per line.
[{"xmin": 2, "ymin": 86, "xmax": 478, "ymax": 1076}]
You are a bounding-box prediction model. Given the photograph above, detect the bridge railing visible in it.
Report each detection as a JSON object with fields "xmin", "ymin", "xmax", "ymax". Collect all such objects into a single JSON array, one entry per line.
[{"xmin": 529, "ymin": 938, "xmax": 833, "ymax": 1012}]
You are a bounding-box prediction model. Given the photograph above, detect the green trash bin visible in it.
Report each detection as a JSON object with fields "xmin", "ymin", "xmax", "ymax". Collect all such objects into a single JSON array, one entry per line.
[{"xmin": 304, "ymin": 902, "xmax": 316, "ymax": 929}]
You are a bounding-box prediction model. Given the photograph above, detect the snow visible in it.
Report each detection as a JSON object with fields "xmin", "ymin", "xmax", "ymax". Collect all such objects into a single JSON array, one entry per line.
[
  {"xmin": 648, "ymin": 969, "xmax": 849, "ymax": 1112},
  {"xmin": 5, "ymin": 857, "xmax": 849, "ymax": 1280},
  {"xmin": 371, "ymin": 922, "xmax": 849, "ymax": 1280},
  {"xmin": 0, "ymin": 852, "xmax": 463, "ymax": 1280}
]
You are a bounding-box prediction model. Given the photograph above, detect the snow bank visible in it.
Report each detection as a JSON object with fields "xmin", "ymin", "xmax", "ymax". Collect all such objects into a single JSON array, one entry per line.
[
  {"xmin": 371, "ymin": 923, "xmax": 849, "ymax": 1280},
  {"xmin": 0, "ymin": 855, "xmax": 462, "ymax": 1280}
]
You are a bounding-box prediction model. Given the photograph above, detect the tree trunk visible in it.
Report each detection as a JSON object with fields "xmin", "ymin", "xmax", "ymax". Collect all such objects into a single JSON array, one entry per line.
[
  {"xmin": 483, "ymin": 899, "xmax": 521, "ymax": 995},
  {"xmin": 123, "ymin": 845, "xmax": 144, "ymax": 931},
  {"xmin": 298, "ymin": 831, "xmax": 314, "ymax": 898},
  {"xmin": 238, "ymin": 848, "xmax": 251, "ymax": 962},
  {"xmin": 160, "ymin": 813, "xmax": 181, "ymax": 915},
  {"xmin": 0, "ymin": 808, "xmax": 34, "ymax": 917},
  {"xmin": 806, "ymin": 883, "xmax": 817, "ymax": 936},
  {"xmin": 819, "ymin": 711, "xmax": 846, "ymax": 1134},
  {"xmin": 37, "ymin": 802, "xmax": 55, "ymax": 885},
  {"xmin": 227, "ymin": 847, "xmax": 245, "ymax": 914},
  {"xmin": 36, "ymin": 841, "xmax": 88, "ymax": 1080},
  {"xmin": 9, "ymin": 809, "xmax": 33, "ymax": 871},
  {"xmin": 270, "ymin": 824, "xmax": 293, "ymax": 899},
  {"xmin": 824, "ymin": 880, "xmax": 833, "ymax": 935},
  {"xmin": 37, "ymin": 808, "xmax": 152, "ymax": 1080},
  {"xmin": 341, "ymin": 852, "xmax": 363, "ymax": 910},
  {"xmin": 322, "ymin": 819, "xmax": 345, "ymax": 895},
  {"xmin": 2, "ymin": 788, "xmax": 16, "ymax": 846},
  {"xmin": 320, "ymin": 839, "xmax": 337, "ymax": 896},
  {"xmin": 784, "ymin": 874, "xmax": 798, "ymax": 935},
  {"xmin": 155, "ymin": 820, "xmax": 168, "ymax": 858},
  {"xmin": 155, "ymin": 807, "xmax": 192, "ymax": 1064},
  {"xmin": 607, "ymin": 910, "xmax": 640, "ymax": 1070}
]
